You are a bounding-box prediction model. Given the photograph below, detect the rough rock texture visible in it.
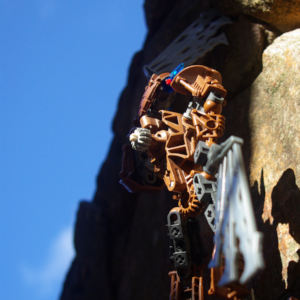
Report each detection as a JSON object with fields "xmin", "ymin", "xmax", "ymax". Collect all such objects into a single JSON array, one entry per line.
[
  {"xmin": 277, "ymin": 223, "xmax": 300, "ymax": 289},
  {"xmin": 249, "ymin": 30, "xmax": 300, "ymax": 225},
  {"xmin": 60, "ymin": 1, "xmax": 300, "ymax": 300},
  {"xmin": 213, "ymin": 0, "xmax": 300, "ymax": 33},
  {"xmin": 222, "ymin": 29, "xmax": 300, "ymax": 300}
]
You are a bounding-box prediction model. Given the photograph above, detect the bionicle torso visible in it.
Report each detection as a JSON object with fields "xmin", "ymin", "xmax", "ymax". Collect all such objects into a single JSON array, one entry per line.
[{"xmin": 140, "ymin": 107, "xmax": 225, "ymax": 216}]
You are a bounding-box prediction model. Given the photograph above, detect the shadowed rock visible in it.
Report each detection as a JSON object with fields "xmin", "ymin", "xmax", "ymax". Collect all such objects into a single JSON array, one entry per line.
[{"xmin": 60, "ymin": 2, "xmax": 300, "ymax": 300}]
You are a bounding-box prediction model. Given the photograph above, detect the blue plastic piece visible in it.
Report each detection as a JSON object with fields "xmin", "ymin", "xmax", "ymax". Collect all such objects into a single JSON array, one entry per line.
[
  {"xmin": 169, "ymin": 63, "xmax": 184, "ymax": 80},
  {"xmin": 162, "ymin": 63, "xmax": 184, "ymax": 93}
]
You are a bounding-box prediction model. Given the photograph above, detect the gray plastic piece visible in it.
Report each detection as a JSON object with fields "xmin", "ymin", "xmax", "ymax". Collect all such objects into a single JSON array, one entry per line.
[
  {"xmin": 167, "ymin": 210, "xmax": 192, "ymax": 279},
  {"xmin": 183, "ymin": 101, "xmax": 201, "ymax": 119},
  {"xmin": 206, "ymin": 91, "xmax": 224, "ymax": 104},
  {"xmin": 143, "ymin": 9, "xmax": 232, "ymax": 76},
  {"xmin": 194, "ymin": 140, "xmax": 210, "ymax": 165},
  {"xmin": 208, "ymin": 137, "xmax": 264, "ymax": 286},
  {"xmin": 193, "ymin": 174, "xmax": 217, "ymax": 205},
  {"xmin": 204, "ymin": 136, "xmax": 244, "ymax": 175},
  {"xmin": 193, "ymin": 174, "xmax": 217, "ymax": 232},
  {"xmin": 133, "ymin": 150, "xmax": 157, "ymax": 186}
]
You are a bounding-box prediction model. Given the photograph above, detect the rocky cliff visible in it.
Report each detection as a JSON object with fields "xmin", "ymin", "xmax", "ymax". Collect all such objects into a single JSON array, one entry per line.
[{"xmin": 60, "ymin": 1, "xmax": 300, "ymax": 299}]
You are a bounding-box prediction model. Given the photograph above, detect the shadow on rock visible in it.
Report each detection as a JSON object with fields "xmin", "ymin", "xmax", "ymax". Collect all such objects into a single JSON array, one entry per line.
[{"xmin": 250, "ymin": 168, "xmax": 300, "ymax": 300}]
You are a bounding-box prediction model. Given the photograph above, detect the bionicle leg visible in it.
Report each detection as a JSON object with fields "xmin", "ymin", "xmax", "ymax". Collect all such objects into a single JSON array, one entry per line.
[
  {"xmin": 167, "ymin": 208, "xmax": 205, "ymax": 300},
  {"xmin": 168, "ymin": 271, "xmax": 183, "ymax": 300},
  {"xmin": 191, "ymin": 270, "xmax": 204, "ymax": 300},
  {"xmin": 167, "ymin": 208, "xmax": 193, "ymax": 282},
  {"xmin": 169, "ymin": 271, "xmax": 176, "ymax": 300},
  {"xmin": 208, "ymin": 255, "xmax": 250, "ymax": 299},
  {"xmin": 168, "ymin": 270, "xmax": 204, "ymax": 300}
]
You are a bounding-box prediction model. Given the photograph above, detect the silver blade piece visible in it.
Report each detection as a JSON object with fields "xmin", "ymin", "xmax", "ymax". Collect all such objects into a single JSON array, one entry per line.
[{"xmin": 208, "ymin": 137, "xmax": 264, "ymax": 286}]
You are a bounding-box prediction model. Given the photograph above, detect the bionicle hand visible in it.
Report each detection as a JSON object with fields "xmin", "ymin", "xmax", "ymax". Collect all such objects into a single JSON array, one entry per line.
[{"xmin": 129, "ymin": 128, "xmax": 152, "ymax": 151}]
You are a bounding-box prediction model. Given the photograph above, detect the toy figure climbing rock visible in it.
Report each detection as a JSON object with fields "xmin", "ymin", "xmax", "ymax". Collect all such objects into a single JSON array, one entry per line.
[{"xmin": 120, "ymin": 64, "xmax": 264, "ymax": 300}]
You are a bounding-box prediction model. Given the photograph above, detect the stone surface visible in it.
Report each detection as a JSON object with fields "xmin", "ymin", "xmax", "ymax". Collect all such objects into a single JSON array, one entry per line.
[
  {"xmin": 277, "ymin": 223, "xmax": 300, "ymax": 289},
  {"xmin": 61, "ymin": 202, "xmax": 111, "ymax": 300},
  {"xmin": 247, "ymin": 29, "xmax": 300, "ymax": 231},
  {"xmin": 60, "ymin": 2, "xmax": 300, "ymax": 300},
  {"xmin": 213, "ymin": 0, "xmax": 300, "ymax": 33},
  {"xmin": 250, "ymin": 29, "xmax": 300, "ymax": 299},
  {"xmin": 222, "ymin": 29, "xmax": 300, "ymax": 300}
]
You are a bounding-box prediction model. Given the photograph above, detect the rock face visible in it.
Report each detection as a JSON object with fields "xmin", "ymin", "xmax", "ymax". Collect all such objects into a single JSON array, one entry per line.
[
  {"xmin": 60, "ymin": 1, "xmax": 300, "ymax": 300},
  {"xmin": 223, "ymin": 29, "xmax": 300, "ymax": 299},
  {"xmin": 213, "ymin": 0, "xmax": 300, "ymax": 33}
]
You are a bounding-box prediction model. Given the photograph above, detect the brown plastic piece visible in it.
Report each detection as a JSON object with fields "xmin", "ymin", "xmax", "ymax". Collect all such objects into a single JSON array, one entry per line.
[
  {"xmin": 170, "ymin": 65, "xmax": 227, "ymax": 99},
  {"xmin": 120, "ymin": 65, "xmax": 232, "ymax": 299},
  {"xmin": 203, "ymin": 100, "xmax": 223, "ymax": 114},
  {"xmin": 140, "ymin": 115, "xmax": 163, "ymax": 133},
  {"xmin": 192, "ymin": 272, "xmax": 204, "ymax": 300},
  {"xmin": 191, "ymin": 109, "xmax": 225, "ymax": 147},
  {"xmin": 137, "ymin": 69, "xmax": 226, "ymax": 214},
  {"xmin": 169, "ymin": 269, "xmax": 205, "ymax": 300},
  {"xmin": 121, "ymin": 63, "xmax": 227, "ymax": 217},
  {"xmin": 208, "ymin": 254, "xmax": 249, "ymax": 300},
  {"xmin": 169, "ymin": 271, "xmax": 182, "ymax": 300},
  {"xmin": 138, "ymin": 72, "xmax": 170, "ymax": 119}
]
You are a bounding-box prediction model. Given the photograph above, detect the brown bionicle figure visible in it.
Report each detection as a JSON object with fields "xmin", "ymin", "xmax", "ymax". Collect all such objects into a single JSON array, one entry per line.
[{"xmin": 120, "ymin": 65, "xmax": 263, "ymax": 300}]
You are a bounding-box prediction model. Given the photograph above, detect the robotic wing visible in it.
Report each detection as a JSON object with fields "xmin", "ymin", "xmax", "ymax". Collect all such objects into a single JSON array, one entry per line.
[{"xmin": 206, "ymin": 137, "xmax": 264, "ymax": 285}]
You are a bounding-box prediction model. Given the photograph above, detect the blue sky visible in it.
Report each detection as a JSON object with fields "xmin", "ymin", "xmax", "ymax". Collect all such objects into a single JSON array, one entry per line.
[{"xmin": 0, "ymin": 1, "xmax": 147, "ymax": 299}]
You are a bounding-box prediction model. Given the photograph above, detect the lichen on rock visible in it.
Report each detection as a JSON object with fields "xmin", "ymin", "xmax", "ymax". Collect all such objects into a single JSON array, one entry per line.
[
  {"xmin": 247, "ymin": 29, "xmax": 300, "ymax": 225},
  {"xmin": 213, "ymin": 0, "xmax": 300, "ymax": 32},
  {"xmin": 277, "ymin": 223, "xmax": 300, "ymax": 289}
]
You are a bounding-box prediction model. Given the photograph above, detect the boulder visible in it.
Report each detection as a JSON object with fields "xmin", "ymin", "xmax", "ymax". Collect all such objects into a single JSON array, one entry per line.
[
  {"xmin": 223, "ymin": 29, "xmax": 300, "ymax": 300},
  {"xmin": 213, "ymin": 0, "xmax": 300, "ymax": 33}
]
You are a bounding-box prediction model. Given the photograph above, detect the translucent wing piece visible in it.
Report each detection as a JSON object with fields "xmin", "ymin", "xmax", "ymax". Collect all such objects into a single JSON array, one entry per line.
[
  {"xmin": 208, "ymin": 137, "xmax": 264, "ymax": 285},
  {"xmin": 143, "ymin": 9, "xmax": 232, "ymax": 77}
]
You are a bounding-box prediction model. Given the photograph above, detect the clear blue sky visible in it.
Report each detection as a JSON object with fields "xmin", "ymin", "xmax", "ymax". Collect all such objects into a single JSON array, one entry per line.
[{"xmin": 0, "ymin": 1, "xmax": 147, "ymax": 299}]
